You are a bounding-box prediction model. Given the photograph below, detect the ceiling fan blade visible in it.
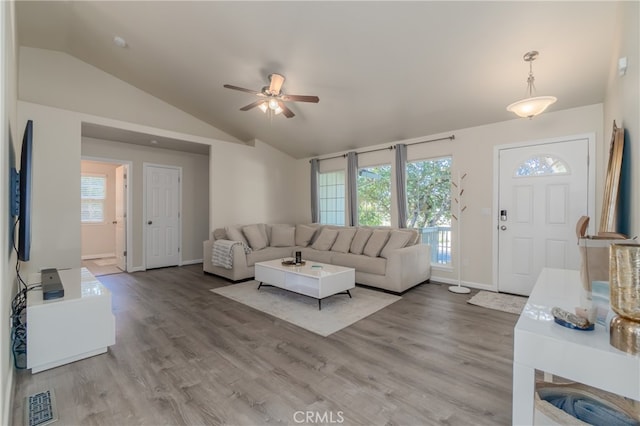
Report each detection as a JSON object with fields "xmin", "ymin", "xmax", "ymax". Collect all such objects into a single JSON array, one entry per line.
[
  {"xmin": 268, "ymin": 73, "xmax": 285, "ymax": 95},
  {"xmin": 280, "ymin": 94, "xmax": 320, "ymax": 103},
  {"xmin": 240, "ymin": 100, "xmax": 265, "ymax": 111},
  {"xmin": 278, "ymin": 101, "xmax": 295, "ymax": 118},
  {"xmin": 223, "ymin": 84, "xmax": 261, "ymax": 95}
]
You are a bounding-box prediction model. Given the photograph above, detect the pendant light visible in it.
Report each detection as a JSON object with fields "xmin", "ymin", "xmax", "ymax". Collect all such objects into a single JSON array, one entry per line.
[{"xmin": 507, "ymin": 51, "xmax": 557, "ymax": 119}]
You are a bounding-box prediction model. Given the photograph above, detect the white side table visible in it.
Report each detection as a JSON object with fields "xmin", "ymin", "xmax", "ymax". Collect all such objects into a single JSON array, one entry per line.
[
  {"xmin": 513, "ymin": 268, "xmax": 640, "ymax": 424},
  {"xmin": 27, "ymin": 268, "xmax": 116, "ymax": 373}
]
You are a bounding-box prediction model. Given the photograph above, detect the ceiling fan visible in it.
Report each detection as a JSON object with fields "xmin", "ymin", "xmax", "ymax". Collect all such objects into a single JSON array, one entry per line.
[{"xmin": 223, "ymin": 73, "xmax": 319, "ymax": 118}]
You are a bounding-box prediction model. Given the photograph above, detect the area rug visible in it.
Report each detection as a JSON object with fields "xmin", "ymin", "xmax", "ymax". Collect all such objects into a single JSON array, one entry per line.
[
  {"xmin": 467, "ymin": 290, "xmax": 528, "ymax": 315},
  {"xmin": 210, "ymin": 281, "xmax": 401, "ymax": 337}
]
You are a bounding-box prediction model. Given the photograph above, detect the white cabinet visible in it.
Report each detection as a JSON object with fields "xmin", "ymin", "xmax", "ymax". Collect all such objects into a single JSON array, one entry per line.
[
  {"xmin": 27, "ymin": 268, "xmax": 116, "ymax": 373},
  {"xmin": 512, "ymin": 268, "xmax": 640, "ymax": 424}
]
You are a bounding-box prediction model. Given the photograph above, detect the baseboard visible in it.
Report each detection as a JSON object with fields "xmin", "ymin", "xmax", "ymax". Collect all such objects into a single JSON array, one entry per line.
[
  {"xmin": 429, "ymin": 276, "xmax": 495, "ymax": 292},
  {"xmin": 81, "ymin": 253, "xmax": 115, "ymax": 260},
  {"xmin": 181, "ymin": 259, "xmax": 203, "ymax": 266},
  {"xmin": 128, "ymin": 266, "xmax": 146, "ymax": 273},
  {"xmin": 3, "ymin": 367, "xmax": 14, "ymax": 426}
]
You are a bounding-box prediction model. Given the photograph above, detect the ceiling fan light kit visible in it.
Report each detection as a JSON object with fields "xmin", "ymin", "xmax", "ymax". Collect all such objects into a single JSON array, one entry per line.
[
  {"xmin": 507, "ymin": 51, "xmax": 557, "ymax": 119},
  {"xmin": 224, "ymin": 73, "xmax": 319, "ymax": 119}
]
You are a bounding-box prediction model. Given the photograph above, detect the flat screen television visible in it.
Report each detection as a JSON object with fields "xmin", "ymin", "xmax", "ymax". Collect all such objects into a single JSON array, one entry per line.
[{"xmin": 16, "ymin": 120, "xmax": 33, "ymax": 262}]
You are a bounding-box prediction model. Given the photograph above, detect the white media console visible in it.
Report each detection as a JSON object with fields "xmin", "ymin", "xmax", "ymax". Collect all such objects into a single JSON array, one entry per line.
[{"xmin": 27, "ymin": 268, "xmax": 116, "ymax": 373}]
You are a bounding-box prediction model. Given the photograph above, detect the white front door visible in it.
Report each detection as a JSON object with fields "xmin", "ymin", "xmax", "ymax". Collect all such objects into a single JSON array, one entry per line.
[
  {"xmin": 115, "ymin": 165, "xmax": 127, "ymax": 271},
  {"xmin": 497, "ymin": 138, "xmax": 590, "ymax": 295},
  {"xmin": 145, "ymin": 165, "xmax": 181, "ymax": 269}
]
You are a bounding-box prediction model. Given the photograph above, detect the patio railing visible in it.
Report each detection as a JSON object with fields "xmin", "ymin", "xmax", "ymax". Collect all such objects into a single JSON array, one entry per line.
[{"xmin": 420, "ymin": 226, "xmax": 451, "ymax": 265}]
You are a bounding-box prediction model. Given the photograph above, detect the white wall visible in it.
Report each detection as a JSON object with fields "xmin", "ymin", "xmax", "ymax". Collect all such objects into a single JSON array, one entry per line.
[
  {"xmin": 80, "ymin": 160, "xmax": 117, "ymax": 259},
  {"xmin": 209, "ymin": 138, "xmax": 306, "ymax": 229},
  {"xmin": 82, "ymin": 138, "xmax": 209, "ymax": 268},
  {"xmin": 1, "ymin": 1, "xmax": 18, "ymax": 423},
  {"xmin": 18, "ymin": 102, "xmax": 82, "ymax": 275},
  {"xmin": 296, "ymin": 104, "xmax": 605, "ymax": 289},
  {"xmin": 19, "ymin": 47, "xmax": 242, "ymax": 145},
  {"xmin": 604, "ymin": 1, "xmax": 639, "ymax": 237}
]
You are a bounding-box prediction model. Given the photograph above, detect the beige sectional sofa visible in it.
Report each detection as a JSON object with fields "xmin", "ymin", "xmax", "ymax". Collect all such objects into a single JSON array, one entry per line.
[{"xmin": 203, "ymin": 223, "xmax": 431, "ymax": 293}]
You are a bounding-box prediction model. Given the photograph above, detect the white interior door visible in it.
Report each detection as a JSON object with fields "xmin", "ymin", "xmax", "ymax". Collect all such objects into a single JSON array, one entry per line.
[
  {"xmin": 115, "ymin": 165, "xmax": 127, "ymax": 271},
  {"xmin": 498, "ymin": 138, "xmax": 590, "ymax": 295},
  {"xmin": 145, "ymin": 165, "xmax": 181, "ymax": 269}
]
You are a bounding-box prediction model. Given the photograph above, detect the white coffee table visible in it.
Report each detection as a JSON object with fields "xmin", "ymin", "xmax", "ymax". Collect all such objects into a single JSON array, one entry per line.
[{"xmin": 254, "ymin": 259, "xmax": 355, "ymax": 310}]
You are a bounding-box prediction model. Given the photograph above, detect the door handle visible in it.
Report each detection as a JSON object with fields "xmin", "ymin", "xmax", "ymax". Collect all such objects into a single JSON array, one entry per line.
[
  {"xmin": 500, "ymin": 225, "xmax": 507, "ymax": 231},
  {"xmin": 148, "ymin": 220, "xmax": 153, "ymax": 225}
]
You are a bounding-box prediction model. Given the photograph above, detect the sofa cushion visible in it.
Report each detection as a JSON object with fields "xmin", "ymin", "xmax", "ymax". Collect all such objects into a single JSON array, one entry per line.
[
  {"xmin": 243, "ymin": 224, "xmax": 268, "ymax": 251},
  {"xmin": 301, "ymin": 247, "xmax": 334, "ymax": 264},
  {"xmin": 225, "ymin": 225, "xmax": 248, "ymax": 245},
  {"xmin": 246, "ymin": 247, "xmax": 295, "ymax": 267},
  {"xmin": 331, "ymin": 228, "xmax": 357, "ymax": 253},
  {"xmin": 350, "ymin": 228, "xmax": 373, "ymax": 254},
  {"xmin": 363, "ymin": 229, "xmax": 390, "ymax": 257},
  {"xmin": 380, "ymin": 230, "xmax": 414, "ymax": 258},
  {"xmin": 311, "ymin": 228, "xmax": 339, "ymax": 251},
  {"xmin": 332, "ymin": 252, "xmax": 386, "ymax": 276},
  {"xmin": 407, "ymin": 229, "xmax": 420, "ymax": 246},
  {"xmin": 295, "ymin": 224, "xmax": 317, "ymax": 247},
  {"xmin": 270, "ymin": 225, "xmax": 295, "ymax": 247}
]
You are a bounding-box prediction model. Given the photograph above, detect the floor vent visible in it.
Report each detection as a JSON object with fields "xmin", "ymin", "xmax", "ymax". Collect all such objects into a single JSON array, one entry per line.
[{"xmin": 25, "ymin": 389, "xmax": 58, "ymax": 426}]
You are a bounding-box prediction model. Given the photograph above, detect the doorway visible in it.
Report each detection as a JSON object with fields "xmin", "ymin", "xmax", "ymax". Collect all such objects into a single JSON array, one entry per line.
[
  {"xmin": 494, "ymin": 135, "xmax": 595, "ymax": 296},
  {"xmin": 144, "ymin": 163, "xmax": 182, "ymax": 269},
  {"xmin": 81, "ymin": 159, "xmax": 131, "ymax": 276}
]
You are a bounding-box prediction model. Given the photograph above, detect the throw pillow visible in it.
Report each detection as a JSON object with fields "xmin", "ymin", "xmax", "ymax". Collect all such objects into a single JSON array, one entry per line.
[
  {"xmin": 225, "ymin": 225, "xmax": 248, "ymax": 245},
  {"xmin": 363, "ymin": 229, "xmax": 390, "ymax": 257},
  {"xmin": 270, "ymin": 225, "xmax": 295, "ymax": 247},
  {"xmin": 380, "ymin": 230, "xmax": 414, "ymax": 258},
  {"xmin": 311, "ymin": 228, "xmax": 339, "ymax": 251},
  {"xmin": 242, "ymin": 224, "xmax": 268, "ymax": 251},
  {"xmin": 295, "ymin": 224, "xmax": 317, "ymax": 247},
  {"xmin": 213, "ymin": 228, "xmax": 227, "ymax": 240},
  {"xmin": 350, "ymin": 228, "xmax": 373, "ymax": 255},
  {"xmin": 331, "ymin": 228, "xmax": 357, "ymax": 253}
]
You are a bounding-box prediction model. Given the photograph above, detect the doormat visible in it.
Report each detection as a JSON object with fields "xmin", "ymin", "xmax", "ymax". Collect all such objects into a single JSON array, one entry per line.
[
  {"xmin": 26, "ymin": 389, "xmax": 57, "ymax": 426},
  {"xmin": 467, "ymin": 290, "xmax": 527, "ymax": 315}
]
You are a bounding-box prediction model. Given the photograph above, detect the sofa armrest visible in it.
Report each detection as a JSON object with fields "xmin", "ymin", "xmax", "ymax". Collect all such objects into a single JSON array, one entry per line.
[
  {"xmin": 203, "ymin": 239, "xmax": 215, "ymax": 272},
  {"xmin": 203, "ymin": 239, "xmax": 250, "ymax": 273},
  {"xmin": 385, "ymin": 243, "xmax": 431, "ymax": 287}
]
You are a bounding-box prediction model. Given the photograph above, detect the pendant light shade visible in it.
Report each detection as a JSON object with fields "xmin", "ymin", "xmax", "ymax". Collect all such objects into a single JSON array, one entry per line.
[
  {"xmin": 507, "ymin": 96, "xmax": 557, "ymax": 118},
  {"xmin": 507, "ymin": 51, "xmax": 557, "ymax": 119}
]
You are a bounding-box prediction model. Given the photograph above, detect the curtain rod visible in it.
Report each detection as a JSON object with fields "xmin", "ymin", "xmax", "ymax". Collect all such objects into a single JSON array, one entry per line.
[
  {"xmin": 310, "ymin": 134, "xmax": 455, "ymax": 163},
  {"xmin": 405, "ymin": 134, "xmax": 455, "ymax": 147}
]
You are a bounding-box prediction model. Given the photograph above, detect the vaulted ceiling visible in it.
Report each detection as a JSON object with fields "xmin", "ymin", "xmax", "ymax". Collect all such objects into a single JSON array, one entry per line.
[{"xmin": 16, "ymin": 1, "xmax": 619, "ymax": 158}]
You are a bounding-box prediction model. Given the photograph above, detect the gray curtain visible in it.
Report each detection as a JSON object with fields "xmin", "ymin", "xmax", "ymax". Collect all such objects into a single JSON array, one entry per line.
[
  {"xmin": 347, "ymin": 151, "xmax": 358, "ymax": 226},
  {"xmin": 310, "ymin": 158, "xmax": 320, "ymax": 223},
  {"xmin": 395, "ymin": 144, "xmax": 408, "ymax": 228}
]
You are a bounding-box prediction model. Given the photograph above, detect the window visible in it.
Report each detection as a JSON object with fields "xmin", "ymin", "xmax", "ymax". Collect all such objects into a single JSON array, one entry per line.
[
  {"xmin": 406, "ymin": 157, "xmax": 452, "ymax": 265},
  {"xmin": 81, "ymin": 174, "xmax": 106, "ymax": 223},
  {"xmin": 357, "ymin": 165, "xmax": 391, "ymax": 226},
  {"xmin": 318, "ymin": 170, "xmax": 345, "ymax": 225},
  {"xmin": 515, "ymin": 154, "xmax": 569, "ymax": 177}
]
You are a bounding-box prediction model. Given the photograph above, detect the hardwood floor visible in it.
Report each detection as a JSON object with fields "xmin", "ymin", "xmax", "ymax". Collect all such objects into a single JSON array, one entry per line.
[{"xmin": 12, "ymin": 265, "xmax": 518, "ymax": 425}]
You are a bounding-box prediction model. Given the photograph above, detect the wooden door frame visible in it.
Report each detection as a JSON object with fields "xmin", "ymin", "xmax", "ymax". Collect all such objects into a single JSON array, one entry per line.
[
  {"xmin": 142, "ymin": 162, "xmax": 183, "ymax": 270},
  {"xmin": 81, "ymin": 156, "xmax": 133, "ymax": 273},
  {"xmin": 491, "ymin": 133, "xmax": 596, "ymax": 291}
]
